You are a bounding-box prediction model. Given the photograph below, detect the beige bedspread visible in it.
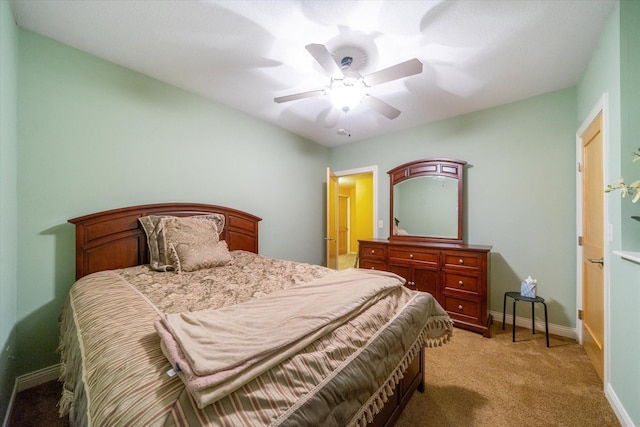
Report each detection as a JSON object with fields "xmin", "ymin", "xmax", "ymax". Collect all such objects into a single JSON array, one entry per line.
[
  {"xmin": 157, "ymin": 269, "xmax": 407, "ymax": 407},
  {"xmin": 59, "ymin": 251, "xmax": 452, "ymax": 426}
]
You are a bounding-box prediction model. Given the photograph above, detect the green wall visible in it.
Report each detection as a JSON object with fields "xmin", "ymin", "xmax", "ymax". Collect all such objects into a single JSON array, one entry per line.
[
  {"xmin": 330, "ymin": 88, "xmax": 578, "ymax": 328},
  {"xmin": 15, "ymin": 30, "xmax": 329, "ymax": 376},
  {"xmin": 620, "ymin": 0, "xmax": 640, "ymax": 248},
  {"xmin": 0, "ymin": 0, "xmax": 19, "ymax": 421},
  {"xmin": 579, "ymin": 1, "xmax": 640, "ymax": 425}
]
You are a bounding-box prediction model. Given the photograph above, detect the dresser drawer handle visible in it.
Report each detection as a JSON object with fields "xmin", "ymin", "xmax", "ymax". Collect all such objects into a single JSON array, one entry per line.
[
  {"xmin": 407, "ymin": 281, "xmax": 415, "ymax": 287},
  {"xmin": 409, "ymin": 253, "xmax": 414, "ymax": 259},
  {"xmin": 458, "ymin": 280, "xmax": 464, "ymax": 286},
  {"xmin": 371, "ymin": 250, "xmax": 375, "ymax": 254},
  {"xmin": 458, "ymin": 304, "xmax": 463, "ymax": 310},
  {"xmin": 458, "ymin": 259, "xmax": 464, "ymax": 264},
  {"xmin": 370, "ymin": 267, "xmax": 375, "ymax": 270}
]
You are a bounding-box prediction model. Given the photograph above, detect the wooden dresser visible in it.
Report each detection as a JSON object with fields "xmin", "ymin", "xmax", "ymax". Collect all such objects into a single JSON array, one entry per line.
[{"xmin": 359, "ymin": 239, "xmax": 492, "ymax": 337}]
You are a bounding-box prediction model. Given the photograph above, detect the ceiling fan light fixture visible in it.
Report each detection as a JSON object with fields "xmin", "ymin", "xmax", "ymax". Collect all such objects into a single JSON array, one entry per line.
[
  {"xmin": 277, "ymin": 44, "xmax": 420, "ymax": 121},
  {"xmin": 330, "ymin": 76, "xmax": 365, "ymax": 111}
]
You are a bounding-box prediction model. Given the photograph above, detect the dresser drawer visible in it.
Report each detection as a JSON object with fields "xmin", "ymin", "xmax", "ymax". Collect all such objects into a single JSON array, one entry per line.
[
  {"xmin": 389, "ymin": 247, "xmax": 439, "ymax": 265},
  {"xmin": 443, "ymin": 272, "xmax": 479, "ymax": 293},
  {"xmin": 359, "ymin": 259, "xmax": 387, "ymax": 271},
  {"xmin": 443, "ymin": 296, "xmax": 481, "ymax": 322},
  {"xmin": 443, "ymin": 251, "xmax": 483, "ymax": 269},
  {"xmin": 359, "ymin": 243, "xmax": 387, "ymax": 260}
]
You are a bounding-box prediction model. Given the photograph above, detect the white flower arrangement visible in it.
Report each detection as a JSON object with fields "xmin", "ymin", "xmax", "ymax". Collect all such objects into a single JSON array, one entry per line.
[{"xmin": 606, "ymin": 149, "xmax": 640, "ymax": 203}]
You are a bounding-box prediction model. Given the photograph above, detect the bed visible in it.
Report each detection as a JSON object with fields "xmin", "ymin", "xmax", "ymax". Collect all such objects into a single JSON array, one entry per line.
[{"xmin": 59, "ymin": 202, "xmax": 452, "ymax": 427}]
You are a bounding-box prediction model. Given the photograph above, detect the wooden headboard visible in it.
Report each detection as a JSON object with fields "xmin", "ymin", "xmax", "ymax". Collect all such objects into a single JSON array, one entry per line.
[{"xmin": 68, "ymin": 203, "xmax": 262, "ymax": 280}]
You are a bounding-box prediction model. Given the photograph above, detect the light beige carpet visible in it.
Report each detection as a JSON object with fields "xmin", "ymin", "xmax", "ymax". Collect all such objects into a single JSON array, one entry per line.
[{"xmin": 396, "ymin": 323, "xmax": 620, "ymax": 427}]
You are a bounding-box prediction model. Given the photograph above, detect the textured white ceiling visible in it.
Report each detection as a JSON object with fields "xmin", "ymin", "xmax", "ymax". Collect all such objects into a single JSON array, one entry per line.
[{"xmin": 10, "ymin": 0, "xmax": 616, "ymax": 147}]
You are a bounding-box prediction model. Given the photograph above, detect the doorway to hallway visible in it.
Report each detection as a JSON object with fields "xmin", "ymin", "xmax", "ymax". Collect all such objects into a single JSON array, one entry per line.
[{"xmin": 335, "ymin": 166, "xmax": 378, "ymax": 270}]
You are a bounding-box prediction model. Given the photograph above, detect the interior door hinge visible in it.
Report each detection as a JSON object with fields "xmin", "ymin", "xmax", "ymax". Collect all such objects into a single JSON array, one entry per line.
[
  {"xmin": 578, "ymin": 236, "xmax": 583, "ymax": 246},
  {"xmin": 578, "ymin": 162, "xmax": 582, "ymax": 172},
  {"xmin": 578, "ymin": 309, "xmax": 584, "ymax": 320}
]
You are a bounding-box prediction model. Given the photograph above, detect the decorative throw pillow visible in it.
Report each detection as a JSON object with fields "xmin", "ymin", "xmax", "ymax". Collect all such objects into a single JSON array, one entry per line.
[
  {"xmin": 138, "ymin": 215, "xmax": 175, "ymax": 271},
  {"xmin": 194, "ymin": 214, "xmax": 225, "ymax": 236},
  {"xmin": 161, "ymin": 216, "xmax": 232, "ymax": 272}
]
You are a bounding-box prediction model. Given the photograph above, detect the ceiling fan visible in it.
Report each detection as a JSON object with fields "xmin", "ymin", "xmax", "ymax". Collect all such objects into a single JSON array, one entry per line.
[{"xmin": 274, "ymin": 43, "xmax": 423, "ymax": 127}]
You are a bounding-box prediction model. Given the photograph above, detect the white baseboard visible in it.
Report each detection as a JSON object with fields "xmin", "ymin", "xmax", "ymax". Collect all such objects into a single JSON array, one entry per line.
[
  {"xmin": 1, "ymin": 380, "xmax": 17, "ymax": 427},
  {"xmin": 490, "ymin": 310, "xmax": 577, "ymax": 340},
  {"xmin": 15, "ymin": 363, "xmax": 60, "ymax": 392},
  {"xmin": 2, "ymin": 364, "xmax": 60, "ymax": 427},
  {"xmin": 606, "ymin": 383, "xmax": 635, "ymax": 427}
]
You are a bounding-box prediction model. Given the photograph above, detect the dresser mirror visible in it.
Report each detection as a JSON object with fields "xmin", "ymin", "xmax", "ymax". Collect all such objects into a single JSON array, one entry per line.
[{"xmin": 388, "ymin": 158, "xmax": 466, "ymax": 244}]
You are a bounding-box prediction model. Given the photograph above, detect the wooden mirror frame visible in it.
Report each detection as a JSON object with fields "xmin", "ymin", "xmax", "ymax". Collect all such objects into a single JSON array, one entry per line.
[{"xmin": 388, "ymin": 158, "xmax": 466, "ymax": 244}]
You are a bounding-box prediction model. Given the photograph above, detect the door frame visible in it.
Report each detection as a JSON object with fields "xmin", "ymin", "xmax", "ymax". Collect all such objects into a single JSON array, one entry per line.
[
  {"xmin": 326, "ymin": 168, "xmax": 339, "ymax": 269},
  {"xmin": 575, "ymin": 93, "xmax": 610, "ymax": 384},
  {"xmin": 338, "ymin": 194, "xmax": 351, "ymax": 254},
  {"xmin": 334, "ymin": 165, "xmax": 379, "ymax": 239}
]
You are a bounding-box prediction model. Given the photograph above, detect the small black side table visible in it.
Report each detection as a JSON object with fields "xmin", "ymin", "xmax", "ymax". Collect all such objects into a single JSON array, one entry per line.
[{"xmin": 502, "ymin": 291, "xmax": 549, "ymax": 347}]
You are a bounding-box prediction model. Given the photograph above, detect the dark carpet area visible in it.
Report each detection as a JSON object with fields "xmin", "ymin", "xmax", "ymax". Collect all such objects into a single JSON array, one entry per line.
[{"xmin": 7, "ymin": 380, "xmax": 68, "ymax": 427}]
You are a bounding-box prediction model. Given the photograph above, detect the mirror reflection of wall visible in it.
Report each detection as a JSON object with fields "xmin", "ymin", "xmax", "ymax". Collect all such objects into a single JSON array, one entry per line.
[{"xmin": 393, "ymin": 176, "xmax": 458, "ymax": 238}]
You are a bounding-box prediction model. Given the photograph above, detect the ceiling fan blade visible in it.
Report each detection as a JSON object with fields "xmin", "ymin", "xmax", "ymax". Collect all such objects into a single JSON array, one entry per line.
[
  {"xmin": 305, "ymin": 43, "xmax": 343, "ymax": 78},
  {"xmin": 274, "ymin": 89, "xmax": 325, "ymax": 103},
  {"xmin": 362, "ymin": 95, "xmax": 401, "ymax": 119},
  {"xmin": 324, "ymin": 108, "xmax": 341, "ymax": 128},
  {"xmin": 363, "ymin": 58, "xmax": 423, "ymax": 86}
]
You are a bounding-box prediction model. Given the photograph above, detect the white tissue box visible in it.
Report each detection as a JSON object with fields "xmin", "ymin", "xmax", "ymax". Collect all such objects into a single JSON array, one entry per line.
[{"xmin": 520, "ymin": 281, "xmax": 537, "ymax": 298}]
